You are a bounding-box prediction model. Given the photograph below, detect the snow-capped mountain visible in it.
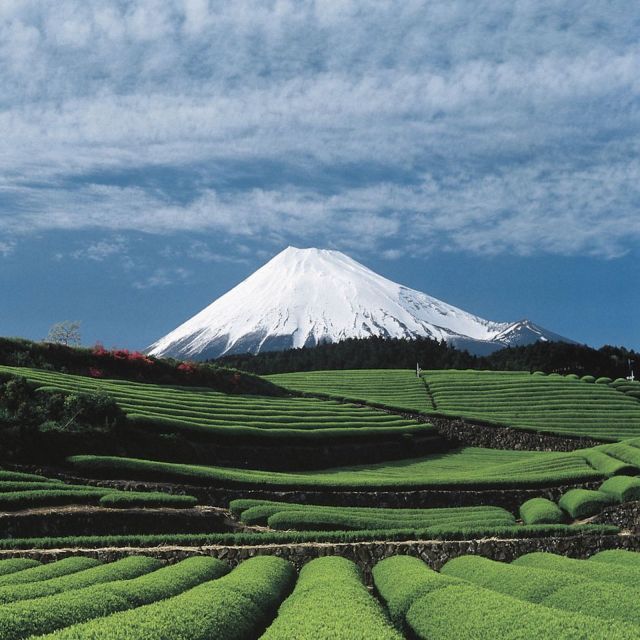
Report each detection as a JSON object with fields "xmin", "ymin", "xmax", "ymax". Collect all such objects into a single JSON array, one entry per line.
[{"xmin": 147, "ymin": 247, "xmax": 573, "ymax": 360}]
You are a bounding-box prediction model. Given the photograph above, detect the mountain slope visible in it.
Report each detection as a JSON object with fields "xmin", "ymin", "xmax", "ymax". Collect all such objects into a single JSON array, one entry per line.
[{"xmin": 147, "ymin": 247, "xmax": 573, "ymax": 360}]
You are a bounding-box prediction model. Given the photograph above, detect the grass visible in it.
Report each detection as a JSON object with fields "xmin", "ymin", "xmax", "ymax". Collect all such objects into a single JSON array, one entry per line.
[
  {"xmin": 230, "ymin": 499, "xmax": 516, "ymax": 531},
  {"xmin": 261, "ymin": 556, "xmax": 401, "ymax": 639},
  {"xmin": 598, "ymin": 475, "xmax": 640, "ymax": 503},
  {"xmin": 98, "ymin": 492, "xmax": 197, "ymax": 509},
  {"xmin": 406, "ymin": 583, "xmax": 638, "ymax": 639},
  {"xmin": 423, "ymin": 369, "xmax": 640, "ymax": 441},
  {"xmin": 266, "ymin": 368, "xmax": 640, "ymax": 441},
  {"xmin": 0, "ymin": 556, "xmax": 161, "ymax": 604},
  {"xmin": 266, "ymin": 369, "xmax": 433, "ymax": 412},
  {"xmin": 0, "ymin": 524, "xmax": 616, "ymax": 551},
  {"xmin": 442, "ymin": 554, "xmax": 640, "ymax": 626},
  {"xmin": 557, "ymin": 489, "xmax": 614, "ymax": 518},
  {"xmin": 0, "ymin": 467, "xmax": 199, "ymax": 511},
  {"xmin": 519, "ymin": 498, "xmax": 565, "ymax": 525},
  {"xmin": 0, "ymin": 556, "xmax": 228, "ymax": 640},
  {"xmin": 38, "ymin": 556, "xmax": 293, "ymax": 640},
  {"xmin": 0, "ymin": 364, "xmax": 433, "ymax": 442},
  {"xmin": 513, "ymin": 552, "xmax": 640, "ymax": 588},
  {"xmin": 0, "ymin": 557, "xmax": 100, "ymax": 586},
  {"xmin": 68, "ymin": 446, "xmax": 604, "ymax": 490},
  {"xmin": 372, "ymin": 556, "xmax": 461, "ymax": 625},
  {"xmin": 590, "ymin": 550, "xmax": 640, "ymax": 568},
  {"xmin": 0, "ymin": 559, "xmax": 41, "ymax": 576},
  {"xmin": 375, "ymin": 555, "xmax": 639, "ymax": 639}
]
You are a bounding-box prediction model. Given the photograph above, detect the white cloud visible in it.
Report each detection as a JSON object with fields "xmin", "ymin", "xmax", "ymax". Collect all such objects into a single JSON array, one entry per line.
[
  {"xmin": 132, "ymin": 266, "xmax": 191, "ymax": 289},
  {"xmin": 69, "ymin": 237, "xmax": 127, "ymax": 261},
  {"xmin": 3, "ymin": 157, "xmax": 639, "ymax": 258},
  {"xmin": 0, "ymin": 1, "xmax": 638, "ymax": 259},
  {"xmin": 0, "ymin": 241, "xmax": 15, "ymax": 257}
]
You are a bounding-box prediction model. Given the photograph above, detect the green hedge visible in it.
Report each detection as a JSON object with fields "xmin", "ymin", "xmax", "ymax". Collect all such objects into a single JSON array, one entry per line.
[
  {"xmin": 441, "ymin": 555, "xmax": 578, "ymax": 602},
  {"xmin": 513, "ymin": 552, "xmax": 640, "ymax": 588},
  {"xmin": 0, "ymin": 470, "xmax": 58, "ymax": 482},
  {"xmin": 372, "ymin": 556, "xmax": 460, "ymax": 625},
  {"xmin": 0, "ymin": 524, "xmax": 618, "ymax": 551},
  {"xmin": 266, "ymin": 510, "xmax": 515, "ymax": 532},
  {"xmin": 0, "ymin": 559, "xmax": 40, "ymax": 577},
  {"xmin": 0, "ymin": 556, "xmax": 228, "ymax": 640},
  {"xmin": 579, "ymin": 449, "xmax": 638, "ymax": 475},
  {"xmin": 0, "ymin": 557, "xmax": 100, "ymax": 587},
  {"xmin": 262, "ymin": 556, "xmax": 400, "ymax": 639},
  {"xmin": 98, "ymin": 492, "xmax": 197, "ymax": 509},
  {"xmin": 234, "ymin": 500, "xmax": 515, "ymax": 531},
  {"xmin": 558, "ymin": 489, "xmax": 613, "ymax": 518},
  {"xmin": 590, "ymin": 550, "xmax": 640, "ymax": 568},
  {"xmin": 0, "ymin": 556, "xmax": 161, "ymax": 605},
  {"xmin": 0, "ymin": 489, "xmax": 113, "ymax": 510},
  {"xmin": 405, "ymin": 583, "xmax": 639, "ymax": 639},
  {"xmin": 519, "ymin": 498, "xmax": 565, "ymax": 525},
  {"xmin": 598, "ymin": 476, "xmax": 640, "ymax": 503},
  {"xmin": 39, "ymin": 556, "xmax": 293, "ymax": 640},
  {"xmin": 441, "ymin": 554, "xmax": 640, "ymax": 626},
  {"xmin": 0, "ymin": 481, "xmax": 76, "ymax": 493},
  {"xmin": 68, "ymin": 451, "xmax": 604, "ymax": 491},
  {"xmin": 422, "ymin": 369, "xmax": 640, "ymax": 441},
  {"xmin": 596, "ymin": 377, "xmax": 613, "ymax": 384}
]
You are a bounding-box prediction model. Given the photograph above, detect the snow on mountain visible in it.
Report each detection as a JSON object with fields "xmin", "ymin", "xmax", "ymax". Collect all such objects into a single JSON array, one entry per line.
[{"xmin": 147, "ymin": 247, "xmax": 573, "ymax": 360}]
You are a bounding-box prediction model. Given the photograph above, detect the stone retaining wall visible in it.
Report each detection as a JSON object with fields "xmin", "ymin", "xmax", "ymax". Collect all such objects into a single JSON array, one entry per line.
[
  {"xmin": 430, "ymin": 417, "xmax": 603, "ymax": 452},
  {"xmin": 593, "ymin": 501, "xmax": 640, "ymax": 531},
  {"xmin": 1, "ymin": 533, "xmax": 636, "ymax": 585},
  {"xmin": 19, "ymin": 468, "xmax": 602, "ymax": 512},
  {"xmin": 0, "ymin": 506, "xmax": 233, "ymax": 538}
]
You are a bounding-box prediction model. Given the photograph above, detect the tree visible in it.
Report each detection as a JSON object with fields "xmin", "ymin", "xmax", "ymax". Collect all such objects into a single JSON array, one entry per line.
[{"xmin": 45, "ymin": 321, "xmax": 82, "ymax": 347}]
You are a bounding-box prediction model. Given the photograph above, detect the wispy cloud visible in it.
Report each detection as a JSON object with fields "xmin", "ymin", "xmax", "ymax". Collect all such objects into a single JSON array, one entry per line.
[
  {"xmin": 0, "ymin": 1, "xmax": 638, "ymax": 259},
  {"xmin": 132, "ymin": 266, "xmax": 191, "ymax": 289},
  {"xmin": 0, "ymin": 241, "xmax": 15, "ymax": 257},
  {"xmin": 68, "ymin": 237, "xmax": 128, "ymax": 261}
]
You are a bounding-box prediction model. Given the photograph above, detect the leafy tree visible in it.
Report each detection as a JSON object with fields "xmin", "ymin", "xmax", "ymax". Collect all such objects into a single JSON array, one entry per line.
[{"xmin": 45, "ymin": 321, "xmax": 82, "ymax": 347}]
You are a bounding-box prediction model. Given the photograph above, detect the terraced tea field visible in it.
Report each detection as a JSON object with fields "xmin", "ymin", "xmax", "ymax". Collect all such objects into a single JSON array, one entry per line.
[
  {"xmin": 4, "ymin": 361, "xmax": 640, "ymax": 638},
  {"xmin": 0, "ymin": 552, "xmax": 638, "ymax": 639},
  {"xmin": 424, "ymin": 370, "xmax": 640, "ymax": 440},
  {"xmin": 267, "ymin": 369, "xmax": 433, "ymax": 412},
  {"xmin": 270, "ymin": 368, "xmax": 640, "ymax": 441},
  {"xmin": 375, "ymin": 552, "xmax": 640, "ymax": 639},
  {"xmin": 0, "ymin": 467, "xmax": 197, "ymax": 510},
  {"xmin": 0, "ymin": 365, "xmax": 432, "ymax": 442},
  {"xmin": 69, "ymin": 445, "xmax": 606, "ymax": 489}
]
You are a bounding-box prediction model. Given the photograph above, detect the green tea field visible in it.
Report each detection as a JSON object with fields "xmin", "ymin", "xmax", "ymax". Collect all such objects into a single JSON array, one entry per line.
[
  {"xmin": 3, "ymin": 360, "xmax": 640, "ymax": 639},
  {"xmin": 269, "ymin": 368, "xmax": 640, "ymax": 440}
]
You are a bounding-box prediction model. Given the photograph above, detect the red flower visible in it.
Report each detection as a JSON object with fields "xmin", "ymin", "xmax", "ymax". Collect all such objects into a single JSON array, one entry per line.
[
  {"xmin": 92, "ymin": 342, "xmax": 108, "ymax": 357},
  {"xmin": 88, "ymin": 367, "xmax": 104, "ymax": 378}
]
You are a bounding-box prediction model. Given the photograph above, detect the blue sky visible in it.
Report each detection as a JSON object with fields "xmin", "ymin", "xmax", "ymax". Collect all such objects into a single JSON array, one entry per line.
[{"xmin": 0, "ymin": 1, "xmax": 638, "ymax": 350}]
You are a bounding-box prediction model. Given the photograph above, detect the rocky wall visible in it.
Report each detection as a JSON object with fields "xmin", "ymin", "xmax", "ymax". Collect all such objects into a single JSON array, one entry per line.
[
  {"xmin": 0, "ymin": 506, "xmax": 233, "ymax": 538},
  {"xmin": 19, "ymin": 468, "xmax": 602, "ymax": 512},
  {"xmin": 1, "ymin": 532, "xmax": 636, "ymax": 585},
  {"xmin": 430, "ymin": 417, "xmax": 603, "ymax": 452}
]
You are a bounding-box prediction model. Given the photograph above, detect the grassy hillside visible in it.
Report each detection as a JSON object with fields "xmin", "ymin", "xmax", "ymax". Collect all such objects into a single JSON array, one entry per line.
[
  {"xmin": 266, "ymin": 369, "xmax": 432, "ymax": 412},
  {"xmin": 0, "ymin": 365, "xmax": 432, "ymax": 443},
  {"xmin": 68, "ymin": 446, "xmax": 605, "ymax": 490},
  {"xmin": 269, "ymin": 368, "xmax": 640, "ymax": 441},
  {"xmin": 423, "ymin": 370, "xmax": 640, "ymax": 440}
]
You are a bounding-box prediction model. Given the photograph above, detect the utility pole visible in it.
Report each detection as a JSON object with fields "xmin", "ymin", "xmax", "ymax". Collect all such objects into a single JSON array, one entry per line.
[
  {"xmin": 628, "ymin": 359, "xmax": 635, "ymax": 382},
  {"xmin": 416, "ymin": 362, "xmax": 421, "ymax": 377}
]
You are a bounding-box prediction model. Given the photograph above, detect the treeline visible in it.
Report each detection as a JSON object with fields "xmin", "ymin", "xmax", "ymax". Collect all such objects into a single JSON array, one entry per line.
[
  {"xmin": 0, "ymin": 373, "xmax": 126, "ymax": 461},
  {"xmin": 0, "ymin": 337, "xmax": 283, "ymax": 396},
  {"xmin": 217, "ymin": 336, "xmax": 638, "ymax": 379}
]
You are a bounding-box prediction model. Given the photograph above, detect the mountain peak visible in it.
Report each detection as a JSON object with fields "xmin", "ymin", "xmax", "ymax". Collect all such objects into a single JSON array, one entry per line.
[{"xmin": 147, "ymin": 248, "xmax": 572, "ymax": 360}]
